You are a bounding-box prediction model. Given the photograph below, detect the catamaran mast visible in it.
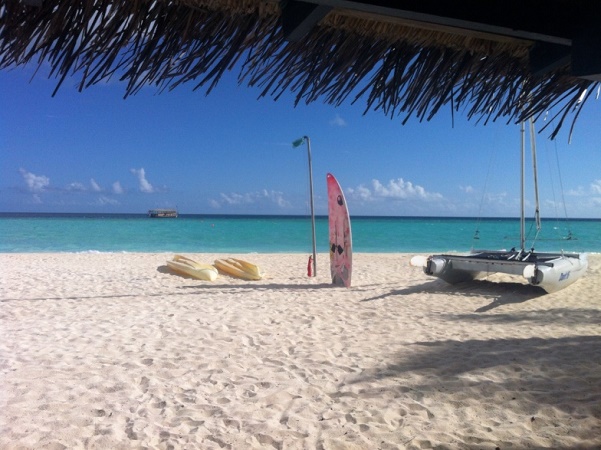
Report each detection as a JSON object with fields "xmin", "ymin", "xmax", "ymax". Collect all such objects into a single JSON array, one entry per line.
[
  {"xmin": 520, "ymin": 121, "xmax": 526, "ymax": 252},
  {"xmin": 529, "ymin": 118, "xmax": 542, "ymax": 232}
]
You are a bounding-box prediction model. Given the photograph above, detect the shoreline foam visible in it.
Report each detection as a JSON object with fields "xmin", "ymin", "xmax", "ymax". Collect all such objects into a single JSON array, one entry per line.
[{"xmin": 1, "ymin": 253, "xmax": 600, "ymax": 448}]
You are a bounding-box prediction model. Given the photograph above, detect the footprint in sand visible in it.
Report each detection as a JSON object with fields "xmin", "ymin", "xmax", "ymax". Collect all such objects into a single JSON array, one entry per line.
[
  {"xmin": 256, "ymin": 434, "xmax": 282, "ymax": 449},
  {"xmin": 125, "ymin": 418, "xmax": 138, "ymax": 440},
  {"xmin": 139, "ymin": 376, "xmax": 150, "ymax": 393},
  {"xmin": 152, "ymin": 400, "xmax": 167, "ymax": 409},
  {"xmin": 92, "ymin": 409, "xmax": 106, "ymax": 417}
]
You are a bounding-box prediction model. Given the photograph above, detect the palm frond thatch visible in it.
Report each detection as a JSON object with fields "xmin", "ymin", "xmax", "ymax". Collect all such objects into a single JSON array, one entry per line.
[{"xmin": 0, "ymin": 0, "xmax": 597, "ymax": 139}]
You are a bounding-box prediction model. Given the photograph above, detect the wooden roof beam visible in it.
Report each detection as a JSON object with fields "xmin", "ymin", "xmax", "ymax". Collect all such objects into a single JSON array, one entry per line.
[
  {"xmin": 301, "ymin": 0, "xmax": 574, "ymax": 45},
  {"xmin": 281, "ymin": 0, "xmax": 332, "ymax": 41},
  {"xmin": 529, "ymin": 43, "xmax": 571, "ymax": 77},
  {"xmin": 293, "ymin": 1, "xmax": 601, "ymax": 81},
  {"xmin": 571, "ymin": 24, "xmax": 601, "ymax": 81}
]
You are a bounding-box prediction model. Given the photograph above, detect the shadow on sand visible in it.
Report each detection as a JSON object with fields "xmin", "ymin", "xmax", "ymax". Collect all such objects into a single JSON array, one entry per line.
[
  {"xmin": 346, "ymin": 333, "xmax": 601, "ymax": 422},
  {"xmin": 361, "ymin": 278, "xmax": 546, "ymax": 312}
]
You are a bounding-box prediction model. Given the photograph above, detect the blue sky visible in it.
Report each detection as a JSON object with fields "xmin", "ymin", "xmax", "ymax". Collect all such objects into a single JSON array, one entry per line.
[{"xmin": 1, "ymin": 63, "xmax": 600, "ymax": 218}]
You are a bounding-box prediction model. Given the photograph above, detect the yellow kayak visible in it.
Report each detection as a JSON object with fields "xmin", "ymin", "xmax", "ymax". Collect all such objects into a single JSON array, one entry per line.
[
  {"xmin": 214, "ymin": 258, "xmax": 263, "ymax": 280},
  {"xmin": 167, "ymin": 255, "xmax": 218, "ymax": 281}
]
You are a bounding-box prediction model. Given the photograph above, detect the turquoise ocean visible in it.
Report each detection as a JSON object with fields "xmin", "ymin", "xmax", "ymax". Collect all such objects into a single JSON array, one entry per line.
[{"xmin": 1, "ymin": 213, "xmax": 599, "ymax": 254}]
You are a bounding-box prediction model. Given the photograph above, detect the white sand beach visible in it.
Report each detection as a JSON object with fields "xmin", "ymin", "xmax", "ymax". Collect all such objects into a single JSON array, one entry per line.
[{"xmin": 1, "ymin": 252, "xmax": 600, "ymax": 449}]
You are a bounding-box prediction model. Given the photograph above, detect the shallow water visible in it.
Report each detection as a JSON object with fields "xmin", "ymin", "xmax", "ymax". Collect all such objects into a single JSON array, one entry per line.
[{"xmin": 0, "ymin": 213, "xmax": 598, "ymax": 253}]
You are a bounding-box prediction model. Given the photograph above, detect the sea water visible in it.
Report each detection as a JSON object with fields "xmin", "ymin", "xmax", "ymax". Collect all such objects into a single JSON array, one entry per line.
[{"xmin": 0, "ymin": 213, "xmax": 599, "ymax": 254}]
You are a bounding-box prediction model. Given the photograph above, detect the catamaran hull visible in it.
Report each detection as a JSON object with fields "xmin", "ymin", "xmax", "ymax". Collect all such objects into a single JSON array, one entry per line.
[
  {"xmin": 419, "ymin": 252, "xmax": 588, "ymax": 294},
  {"xmin": 523, "ymin": 254, "xmax": 588, "ymax": 293}
]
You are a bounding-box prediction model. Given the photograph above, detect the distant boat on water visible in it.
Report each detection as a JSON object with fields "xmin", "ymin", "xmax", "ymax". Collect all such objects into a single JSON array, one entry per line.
[{"xmin": 148, "ymin": 209, "xmax": 178, "ymax": 218}]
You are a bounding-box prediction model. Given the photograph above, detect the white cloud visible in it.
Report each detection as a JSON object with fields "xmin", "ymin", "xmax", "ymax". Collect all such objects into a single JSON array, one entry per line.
[
  {"xmin": 211, "ymin": 189, "xmax": 290, "ymax": 209},
  {"xmin": 66, "ymin": 182, "xmax": 86, "ymax": 191},
  {"xmin": 219, "ymin": 192, "xmax": 247, "ymax": 205},
  {"xmin": 94, "ymin": 195, "xmax": 120, "ymax": 206},
  {"xmin": 330, "ymin": 114, "xmax": 347, "ymax": 127},
  {"xmin": 482, "ymin": 192, "xmax": 508, "ymax": 204},
  {"xmin": 130, "ymin": 168, "xmax": 155, "ymax": 193},
  {"xmin": 112, "ymin": 181, "xmax": 124, "ymax": 194},
  {"xmin": 349, "ymin": 185, "xmax": 373, "ymax": 201},
  {"xmin": 90, "ymin": 178, "xmax": 102, "ymax": 192},
  {"xmin": 567, "ymin": 180, "xmax": 601, "ymax": 197},
  {"xmin": 460, "ymin": 185, "xmax": 474, "ymax": 193},
  {"xmin": 348, "ymin": 178, "xmax": 443, "ymax": 202},
  {"xmin": 567, "ymin": 187, "xmax": 586, "ymax": 196},
  {"xmin": 264, "ymin": 189, "xmax": 290, "ymax": 208},
  {"xmin": 19, "ymin": 168, "xmax": 49, "ymax": 193}
]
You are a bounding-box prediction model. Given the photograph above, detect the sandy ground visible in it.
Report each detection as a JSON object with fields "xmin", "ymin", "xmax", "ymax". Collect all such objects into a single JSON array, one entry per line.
[{"xmin": 1, "ymin": 252, "xmax": 600, "ymax": 449}]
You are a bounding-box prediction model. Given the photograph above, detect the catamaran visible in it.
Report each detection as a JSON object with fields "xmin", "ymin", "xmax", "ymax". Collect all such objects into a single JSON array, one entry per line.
[{"xmin": 411, "ymin": 119, "xmax": 588, "ymax": 294}]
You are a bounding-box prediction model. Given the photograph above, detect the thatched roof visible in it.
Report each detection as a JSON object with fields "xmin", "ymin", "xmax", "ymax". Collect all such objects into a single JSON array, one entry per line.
[{"xmin": 1, "ymin": 0, "xmax": 599, "ymax": 138}]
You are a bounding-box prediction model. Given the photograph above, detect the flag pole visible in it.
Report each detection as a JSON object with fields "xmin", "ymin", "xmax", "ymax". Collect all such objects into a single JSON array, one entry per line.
[{"xmin": 293, "ymin": 136, "xmax": 317, "ymax": 277}]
